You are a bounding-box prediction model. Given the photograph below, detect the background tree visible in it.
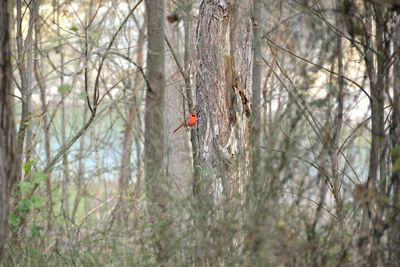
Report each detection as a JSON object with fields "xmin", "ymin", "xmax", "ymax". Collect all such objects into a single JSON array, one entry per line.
[
  {"xmin": 144, "ymin": 0, "xmax": 171, "ymax": 264},
  {"xmin": 0, "ymin": 0, "xmax": 18, "ymax": 257},
  {"xmin": 390, "ymin": 9, "xmax": 400, "ymax": 264}
]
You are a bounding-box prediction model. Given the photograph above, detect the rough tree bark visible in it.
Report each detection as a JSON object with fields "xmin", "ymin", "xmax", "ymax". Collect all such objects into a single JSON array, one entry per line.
[
  {"xmin": 390, "ymin": 15, "xmax": 400, "ymax": 265},
  {"xmin": 195, "ymin": 0, "xmax": 252, "ymax": 264},
  {"xmin": 0, "ymin": 0, "xmax": 18, "ymax": 257}
]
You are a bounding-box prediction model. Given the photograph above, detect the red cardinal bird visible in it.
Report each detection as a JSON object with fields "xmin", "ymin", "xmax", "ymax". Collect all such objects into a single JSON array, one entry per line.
[{"xmin": 173, "ymin": 112, "xmax": 197, "ymax": 133}]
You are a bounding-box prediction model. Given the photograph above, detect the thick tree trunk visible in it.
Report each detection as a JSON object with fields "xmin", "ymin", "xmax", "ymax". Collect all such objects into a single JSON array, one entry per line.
[
  {"xmin": 0, "ymin": 0, "xmax": 18, "ymax": 257},
  {"xmin": 390, "ymin": 15, "xmax": 400, "ymax": 264},
  {"xmin": 144, "ymin": 0, "xmax": 170, "ymax": 264},
  {"xmin": 195, "ymin": 0, "xmax": 252, "ymax": 264}
]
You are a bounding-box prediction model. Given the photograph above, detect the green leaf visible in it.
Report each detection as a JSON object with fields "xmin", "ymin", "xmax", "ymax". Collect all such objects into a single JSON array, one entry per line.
[
  {"xmin": 32, "ymin": 171, "xmax": 47, "ymax": 184},
  {"xmin": 19, "ymin": 181, "xmax": 34, "ymax": 194},
  {"xmin": 58, "ymin": 84, "xmax": 72, "ymax": 96},
  {"xmin": 26, "ymin": 159, "xmax": 38, "ymax": 169},
  {"xmin": 18, "ymin": 199, "xmax": 31, "ymax": 212},
  {"xmin": 24, "ymin": 161, "xmax": 32, "ymax": 174},
  {"xmin": 8, "ymin": 213, "xmax": 21, "ymax": 226},
  {"xmin": 31, "ymin": 225, "xmax": 42, "ymax": 238},
  {"xmin": 69, "ymin": 25, "xmax": 79, "ymax": 33},
  {"xmin": 31, "ymin": 195, "xmax": 44, "ymax": 209}
]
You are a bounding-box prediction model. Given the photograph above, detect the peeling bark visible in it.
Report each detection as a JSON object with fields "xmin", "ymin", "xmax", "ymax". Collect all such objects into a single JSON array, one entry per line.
[{"xmin": 195, "ymin": 0, "xmax": 252, "ymax": 264}]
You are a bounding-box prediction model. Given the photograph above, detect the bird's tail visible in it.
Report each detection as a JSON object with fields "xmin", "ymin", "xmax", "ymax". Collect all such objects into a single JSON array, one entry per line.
[{"xmin": 173, "ymin": 124, "xmax": 184, "ymax": 133}]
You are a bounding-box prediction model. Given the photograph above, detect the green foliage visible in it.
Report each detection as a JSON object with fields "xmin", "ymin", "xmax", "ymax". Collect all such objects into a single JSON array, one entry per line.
[
  {"xmin": 31, "ymin": 225, "xmax": 42, "ymax": 238},
  {"xmin": 31, "ymin": 195, "xmax": 44, "ymax": 209},
  {"xmin": 58, "ymin": 84, "xmax": 72, "ymax": 96},
  {"xmin": 18, "ymin": 199, "xmax": 31, "ymax": 212},
  {"xmin": 8, "ymin": 212, "xmax": 21, "ymax": 227},
  {"xmin": 19, "ymin": 180, "xmax": 34, "ymax": 193},
  {"xmin": 24, "ymin": 161, "xmax": 32, "ymax": 174},
  {"xmin": 19, "ymin": 166, "xmax": 47, "ymax": 195},
  {"xmin": 32, "ymin": 171, "xmax": 47, "ymax": 184},
  {"xmin": 23, "ymin": 159, "xmax": 37, "ymax": 175},
  {"xmin": 17, "ymin": 193, "xmax": 45, "ymax": 213},
  {"xmin": 69, "ymin": 25, "xmax": 79, "ymax": 33},
  {"xmin": 10, "ymin": 160, "xmax": 47, "ymax": 228}
]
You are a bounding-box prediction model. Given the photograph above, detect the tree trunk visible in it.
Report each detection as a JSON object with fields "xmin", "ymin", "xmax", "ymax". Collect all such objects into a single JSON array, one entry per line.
[
  {"xmin": 163, "ymin": 3, "xmax": 198, "ymax": 262},
  {"xmin": 16, "ymin": 0, "xmax": 38, "ymax": 176},
  {"xmin": 195, "ymin": 0, "xmax": 252, "ymax": 264},
  {"xmin": 390, "ymin": 14, "xmax": 400, "ymax": 265},
  {"xmin": 360, "ymin": 4, "xmax": 387, "ymax": 265},
  {"xmin": 144, "ymin": 0, "xmax": 169, "ymax": 264},
  {"xmin": 0, "ymin": 0, "xmax": 18, "ymax": 257}
]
